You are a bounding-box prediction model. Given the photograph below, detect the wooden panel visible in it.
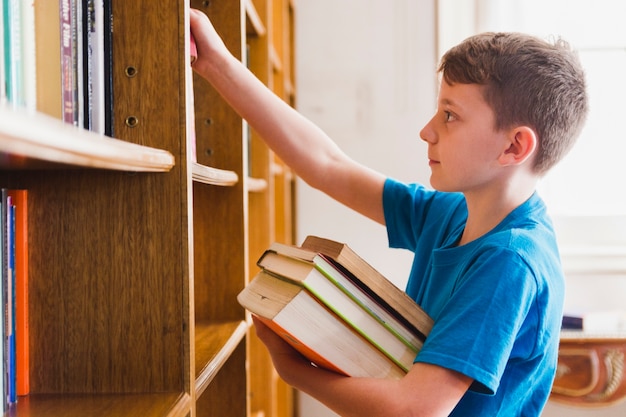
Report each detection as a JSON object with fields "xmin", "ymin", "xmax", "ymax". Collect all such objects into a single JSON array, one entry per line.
[
  {"xmin": 8, "ymin": 170, "xmax": 185, "ymax": 393},
  {"xmin": 194, "ymin": 320, "xmax": 247, "ymax": 396},
  {"xmin": 112, "ymin": 0, "xmax": 185, "ymax": 154},
  {"xmin": 191, "ymin": 0, "xmax": 247, "ymax": 324},
  {"xmin": 196, "ymin": 342, "xmax": 248, "ymax": 417}
]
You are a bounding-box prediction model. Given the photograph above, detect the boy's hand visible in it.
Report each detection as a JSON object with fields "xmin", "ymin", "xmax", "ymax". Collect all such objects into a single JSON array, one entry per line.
[{"xmin": 189, "ymin": 9, "xmax": 230, "ymax": 74}]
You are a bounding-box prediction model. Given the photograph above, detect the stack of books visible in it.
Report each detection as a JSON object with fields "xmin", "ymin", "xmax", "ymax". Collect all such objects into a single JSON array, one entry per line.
[{"xmin": 238, "ymin": 236, "xmax": 433, "ymax": 379}]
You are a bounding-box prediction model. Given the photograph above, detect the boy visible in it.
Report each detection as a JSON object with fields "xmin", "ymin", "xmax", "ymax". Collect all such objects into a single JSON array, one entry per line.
[{"xmin": 190, "ymin": 9, "xmax": 588, "ymax": 417}]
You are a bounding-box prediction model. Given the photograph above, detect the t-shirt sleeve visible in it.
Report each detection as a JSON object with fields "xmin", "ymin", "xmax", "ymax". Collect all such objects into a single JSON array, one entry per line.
[
  {"xmin": 383, "ymin": 178, "xmax": 465, "ymax": 251},
  {"xmin": 415, "ymin": 246, "xmax": 539, "ymax": 395}
]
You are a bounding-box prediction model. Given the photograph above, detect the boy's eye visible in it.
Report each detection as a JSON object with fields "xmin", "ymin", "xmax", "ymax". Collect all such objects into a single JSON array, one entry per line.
[{"xmin": 444, "ymin": 111, "xmax": 456, "ymax": 122}]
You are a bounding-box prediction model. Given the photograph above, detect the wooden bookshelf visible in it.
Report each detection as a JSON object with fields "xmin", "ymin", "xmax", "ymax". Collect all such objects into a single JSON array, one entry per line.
[
  {"xmin": 0, "ymin": 0, "xmax": 296, "ymax": 416},
  {"xmin": 244, "ymin": 1, "xmax": 298, "ymax": 417}
]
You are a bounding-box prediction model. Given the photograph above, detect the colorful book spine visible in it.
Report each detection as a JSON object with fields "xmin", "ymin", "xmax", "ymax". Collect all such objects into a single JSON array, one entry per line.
[
  {"xmin": 0, "ymin": 190, "xmax": 5, "ymax": 412},
  {"xmin": 0, "ymin": 0, "xmax": 5, "ymax": 105},
  {"xmin": 0, "ymin": 190, "xmax": 28, "ymax": 405},
  {"xmin": 8, "ymin": 190, "xmax": 27, "ymax": 397},
  {"xmin": 60, "ymin": 0, "xmax": 78, "ymax": 125},
  {"xmin": 3, "ymin": 0, "xmax": 25, "ymax": 108},
  {"xmin": 7, "ymin": 198, "xmax": 15, "ymax": 404}
]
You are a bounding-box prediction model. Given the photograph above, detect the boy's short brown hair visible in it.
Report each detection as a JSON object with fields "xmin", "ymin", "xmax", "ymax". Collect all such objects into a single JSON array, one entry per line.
[{"xmin": 438, "ymin": 32, "xmax": 588, "ymax": 175}]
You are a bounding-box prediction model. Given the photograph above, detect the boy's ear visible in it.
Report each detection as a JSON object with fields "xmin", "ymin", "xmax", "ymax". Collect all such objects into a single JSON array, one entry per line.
[{"xmin": 499, "ymin": 126, "xmax": 537, "ymax": 167}]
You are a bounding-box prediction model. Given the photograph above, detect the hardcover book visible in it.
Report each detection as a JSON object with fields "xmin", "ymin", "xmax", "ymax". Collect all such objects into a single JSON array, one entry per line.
[
  {"xmin": 239, "ymin": 237, "xmax": 434, "ymax": 378},
  {"xmin": 238, "ymin": 270, "xmax": 406, "ymax": 379}
]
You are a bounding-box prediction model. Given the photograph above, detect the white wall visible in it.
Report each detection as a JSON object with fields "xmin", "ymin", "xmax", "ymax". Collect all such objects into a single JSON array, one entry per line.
[
  {"xmin": 293, "ymin": 1, "xmax": 626, "ymax": 416},
  {"xmin": 294, "ymin": 0, "xmax": 435, "ymax": 288},
  {"xmin": 295, "ymin": 1, "xmax": 435, "ymax": 415}
]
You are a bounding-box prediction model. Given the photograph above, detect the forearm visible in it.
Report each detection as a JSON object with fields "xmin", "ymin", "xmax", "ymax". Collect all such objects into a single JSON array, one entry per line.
[
  {"xmin": 192, "ymin": 32, "xmax": 344, "ymax": 188},
  {"xmin": 190, "ymin": 9, "xmax": 386, "ymax": 223},
  {"xmin": 289, "ymin": 365, "xmax": 409, "ymax": 417}
]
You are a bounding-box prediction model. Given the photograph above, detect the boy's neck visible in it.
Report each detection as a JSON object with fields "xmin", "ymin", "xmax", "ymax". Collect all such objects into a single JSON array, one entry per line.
[{"xmin": 458, "ymin": 177, "xmax": 537, "ymax": 246}]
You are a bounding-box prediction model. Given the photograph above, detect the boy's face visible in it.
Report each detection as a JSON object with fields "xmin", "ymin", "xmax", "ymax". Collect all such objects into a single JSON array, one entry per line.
[{"xmin": 420, "ymin": 80, "xmax": 509, "ymax": 194}]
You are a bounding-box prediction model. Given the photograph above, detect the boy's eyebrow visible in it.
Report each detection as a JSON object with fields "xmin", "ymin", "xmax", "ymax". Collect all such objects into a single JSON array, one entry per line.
[{"xmin": 438, "ymin": 97, "xmax": 461, "ymax": 109}]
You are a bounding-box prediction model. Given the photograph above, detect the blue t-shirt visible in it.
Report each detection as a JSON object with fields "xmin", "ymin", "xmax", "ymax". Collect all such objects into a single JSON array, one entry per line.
[{"xmin": 383, "ymin": 178, "xmax": 564, "ymax": 416}]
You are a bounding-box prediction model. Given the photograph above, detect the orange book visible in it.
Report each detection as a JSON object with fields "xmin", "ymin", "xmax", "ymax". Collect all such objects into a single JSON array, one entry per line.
[
  {"xmin": 8, "ymin": 190, "xmax": 28, "ymax": 396},
  {"xmin": 254, "ymin": 315, "xmax": 347, "ymax": 376}
]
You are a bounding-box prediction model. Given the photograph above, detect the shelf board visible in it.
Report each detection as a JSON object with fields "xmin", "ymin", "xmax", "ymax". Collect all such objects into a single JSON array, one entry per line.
[
  {"xmin": 195, "ymin": 320, "xmax": 248, "ymax": 397},
  {"xmin": 245, "ymin": 0, "xmax": 266, "ymax": 37},
  {"xmin": 269, "ymin": 45, "xmax": 283, "ymax": 73},
  {"xmin": 8, "ymin": 392, "xmax": 191, "ymax": 417},
  {"xmin": 247, "ymin": 176, "xmax": 268, "ymax": 193},
  {"xmin": 0, "ymin": 106, "xmax": 175, "ymax": 172},
  {"xmin": 192, "ymin": 162, "xmax": 239, "ymax": 186}
]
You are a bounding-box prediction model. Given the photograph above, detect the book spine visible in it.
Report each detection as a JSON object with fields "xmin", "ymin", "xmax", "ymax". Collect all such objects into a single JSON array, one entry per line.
[
  {"xmin": 20, "ymin": 0, "xmax": 37, "ymax": 111},
  {"xmin": 0, "ymin": 0, "xmax": 5, "ymax": 105},
  {"xmin": 314, "ymin": 257, "xmax": 423, "ymax": 351},
  {"xmin": 82, "ymin": 0, "xmax": 94, "ymax": 131},
  {"xmin": 60, "ymin": 0, "xmax": 78, "ymax": 125},
  {"xmin": 7, "ymin": 201, "xmax": 15, "ymax": 404},
  {"xmin": 3, "ymin": 0, "xmax": 25, "ymax": 108},
  {"xmin": 1, "ymin": 190, "xmax": 12, "ymax": 406},
  {"xmin": 34, "ymin": 0, "xmax": 62, "ymax": 119},
  {"xmin": 90, "ymin": 0, "xmax": 105, "ymax": 134},
  {"xmin": 0, "ymin": 191, "xmax": 6, "ymax": 411},
  {"xmin": 102, "ymin": 0, "xmax": 113, "ymax": 136},
  {"xmin": 8, "ymin": 190, "xmax": 27, "ymax": 397}
]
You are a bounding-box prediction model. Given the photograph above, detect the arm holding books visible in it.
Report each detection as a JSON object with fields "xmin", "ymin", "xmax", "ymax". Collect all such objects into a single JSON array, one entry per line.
[
  {"xmin": 189, "ymin": 9, "xmax": 386, "ymax": 225},
  {"xmin": 253, "ymin": 316, "xmax": 471, "ymax": 417}
]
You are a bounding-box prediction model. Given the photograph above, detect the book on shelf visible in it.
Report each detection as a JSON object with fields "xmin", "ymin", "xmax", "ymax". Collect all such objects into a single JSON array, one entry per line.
[
  {"xmin": 60, "ymin": 0, "xmax": 79, "ymax": 126},
  {"xmin": 238, "ymin": 270, "xmax": 406, "ymax": 379},
  {"xmin": 7, "ymin": 190, "xmax": 27, "ymax": 397},
  {"xmin": 81, "ymin": 0, "xmax": 106, "ymax": 134},
  {"xmin": 0, "ymin": 190, "xmax": 28, "ymax": 406},
  {"xmin": 8, "ymin": 0, "xmax": 112, "ymax": 133},
  {"xmin": 239, "ymin": 237, "xmax": 433, "ymax": 378},
  {"xmin": 1, "ymin": 189, "xmax": 16, "ymax": 405},
  {"xmin": 0, "ymin": 190, "xmax": 7, "ymax": 410},
  {"xmin": 34, "ymin": 0, "xmax": 62, "ymax": 119},
  {"xmin": 0, "ymin": 1, "xmax": 4, "ymax": 106},
  {"xmin": 3, "ymin": 0, "xmax": 28, "ymax": 109},
  {"xmin": 102, "ymin": 0, "xmax": 113, "ymax": 137}
]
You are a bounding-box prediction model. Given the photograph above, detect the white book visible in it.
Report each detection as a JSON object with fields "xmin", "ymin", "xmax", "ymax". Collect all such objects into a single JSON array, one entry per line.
[
  {"xmin": 0, "ymin": 1, "xmax": 6, "ymax": 105},
  {"xmin": 20, "ymin": 0, "xmax": 37, "ymax": 110},
  {"xmin": 90, "ymin": 0, "xmax": 106, "ymax": 134}
]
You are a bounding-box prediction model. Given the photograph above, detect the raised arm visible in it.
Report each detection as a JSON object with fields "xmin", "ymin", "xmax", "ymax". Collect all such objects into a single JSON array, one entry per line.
[{"xmin": 189, "ymin": 9, "xmax": 386, "ymax": 225}]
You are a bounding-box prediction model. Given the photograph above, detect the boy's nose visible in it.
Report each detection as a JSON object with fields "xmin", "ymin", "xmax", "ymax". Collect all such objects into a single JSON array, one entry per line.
[{"xmin": 420, "ymin": 118, "xmax": 437, "ymax": 144}]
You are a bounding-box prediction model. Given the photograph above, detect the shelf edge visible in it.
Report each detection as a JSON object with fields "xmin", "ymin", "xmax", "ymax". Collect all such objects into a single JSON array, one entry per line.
[
  {"xmin": 195, "ymin": 320, "xmax": 248, "ymax": 397},
  {"xmin": 0, "ymin": 106, "xmax": 175, "ymax": 172},
  {"xmin": 192, "ymin": 162, "xmax": 239, "ymax": 186}
]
